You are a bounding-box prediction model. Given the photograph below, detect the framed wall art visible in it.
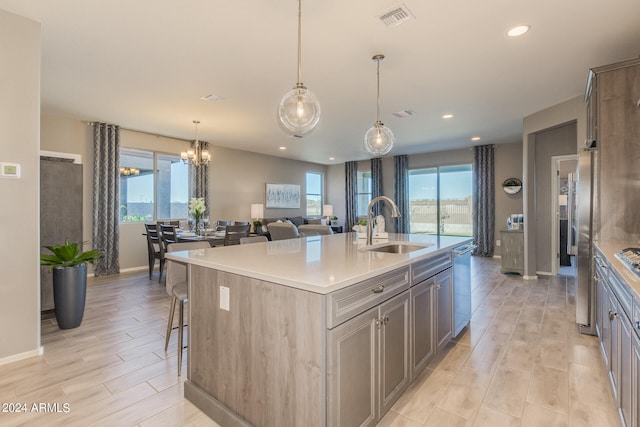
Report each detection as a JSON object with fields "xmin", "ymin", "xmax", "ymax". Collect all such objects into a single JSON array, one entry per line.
[{"xmin": 265, "ymin": 183, "xmax": 301, "ymax": 209}]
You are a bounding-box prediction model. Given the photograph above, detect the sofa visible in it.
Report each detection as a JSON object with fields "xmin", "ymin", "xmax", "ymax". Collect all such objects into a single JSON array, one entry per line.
[{"xmin": 266, "ymin": 218, "xmax": 334, "ymax": 241}]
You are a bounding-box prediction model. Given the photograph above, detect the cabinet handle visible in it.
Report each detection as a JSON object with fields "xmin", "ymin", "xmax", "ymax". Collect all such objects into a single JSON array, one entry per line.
[
  {"xmin": 635, "ymin": 320, "xmax": 640, "ymax": 330},
  {"xmin": 383, "ymin": 315, "xmax": 390, "ymax": 325},
  {"xmin": 609, "ymin": 310, "xmax": 618, "ymax": 321},
  {"xmin": 371, "ymin": 285, "xmax": 384, "ymax": 294},
  {"xmin": 375, "ymin": 318, "xmax": 382, "ymax": 329}
]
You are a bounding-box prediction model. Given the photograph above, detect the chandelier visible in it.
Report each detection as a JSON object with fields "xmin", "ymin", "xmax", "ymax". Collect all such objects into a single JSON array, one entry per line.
[
  {"xmin": 364, "ymin": 54, "xmax": 394, "ymax": 156},
  {"xmin": 277, "ymin": 0, "xmax": 321, "ymax": 137},
  {"xmin": 119, "ymin": 167, "xmax": 139, "ymax": 176},
  {"xmin": 181, "ymin": 120, "xmax": 210, "ymax": 166}
]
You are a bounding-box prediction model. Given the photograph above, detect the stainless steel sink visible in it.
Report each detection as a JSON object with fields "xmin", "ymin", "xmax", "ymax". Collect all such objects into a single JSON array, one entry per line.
[{"xmin": 364, "ymin": 243, "xmax": 432, "ymax": 254}]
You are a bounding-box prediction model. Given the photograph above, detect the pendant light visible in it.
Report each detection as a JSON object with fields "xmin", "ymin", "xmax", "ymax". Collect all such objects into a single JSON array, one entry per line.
[
  {"xmin": 180, "ymin": 120, "xmax": 210, "ymax": 166},
  {"xmin": 364, "ymin": 54, "xmax": 394, "ymax": 156},
  {"xmin": 278, "ymin": 0, "xmax": 320, "ymax": 137}
]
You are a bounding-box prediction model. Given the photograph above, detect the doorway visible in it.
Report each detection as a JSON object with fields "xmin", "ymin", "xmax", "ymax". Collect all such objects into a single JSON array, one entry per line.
[{"xmin": 552, "ymin": 155, "xmax": 578, "ymax": 277}]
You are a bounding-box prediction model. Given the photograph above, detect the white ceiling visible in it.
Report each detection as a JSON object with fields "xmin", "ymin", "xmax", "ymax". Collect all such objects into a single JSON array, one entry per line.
[{"xmin": 1, "ymin": 0, "xmax": 639, "ymax": 165}]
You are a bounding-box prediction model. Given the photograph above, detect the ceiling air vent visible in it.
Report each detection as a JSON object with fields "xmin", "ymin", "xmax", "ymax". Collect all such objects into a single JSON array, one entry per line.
[
  {"xmin": 393, "ymin": 109, "xmax": 416, "ymax": 118},
  {"xmin": 201, "ymin": 94, "xmax": 222, "ymax": 102},
  {"xmin": 377, "ymin": 4, "xmax": 414, "ymax": 28}
]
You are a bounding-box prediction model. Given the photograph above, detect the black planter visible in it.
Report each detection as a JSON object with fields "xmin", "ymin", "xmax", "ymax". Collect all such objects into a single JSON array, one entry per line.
[{"xmin": 52, "ymin": 263, "xmax": 87, "ymax": 329}]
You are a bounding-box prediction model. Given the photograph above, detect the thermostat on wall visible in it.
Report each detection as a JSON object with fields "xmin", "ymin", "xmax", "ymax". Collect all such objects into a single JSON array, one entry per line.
[{"xmin": 1, "ymin": 162, "xmax": 21, "ymax": 179}]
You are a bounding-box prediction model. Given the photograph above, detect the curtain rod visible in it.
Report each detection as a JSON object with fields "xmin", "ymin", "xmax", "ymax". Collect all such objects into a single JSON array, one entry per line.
[{"xmin": 86, "ymin": 121, "xmax": 193, "ymax": 143}]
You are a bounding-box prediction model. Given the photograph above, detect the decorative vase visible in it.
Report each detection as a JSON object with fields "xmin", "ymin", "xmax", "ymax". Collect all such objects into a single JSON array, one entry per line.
[
  {"xmin": 193, "ymin": 214, "xmax": 201, "ymax": 234},
  {"xmin": 52, "ymin": 263, "xmax": 87, "ymax": 329}
]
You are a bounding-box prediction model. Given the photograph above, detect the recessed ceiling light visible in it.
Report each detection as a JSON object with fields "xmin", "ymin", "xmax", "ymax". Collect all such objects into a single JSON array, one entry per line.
[
  {"xmin": 471, "ymin": 136, "xmax": 481, "ymax": 141},
  {"xmin": 329, "ymin": 157, "xmax": 335, "ymax": 161},
  {"xmin": 279, "ymin": 146, "xmax": 287, "ymax": 150},
  {"xmin": 442, "ymin": 114, "xmax": 454, "ymax": 119},
  {"xmin": 507, "ymin": 25, "xmax": 530, "ymax": 37}
]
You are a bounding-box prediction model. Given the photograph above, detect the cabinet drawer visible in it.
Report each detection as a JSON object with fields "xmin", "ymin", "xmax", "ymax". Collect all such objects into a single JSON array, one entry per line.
[
  {"xmin": 610, "ymin": 268, "xmax": 633, "ymax": 320},
  {"xmin": 327, "ymin": 266, "xmax": 410, "ymax": 329},
  {"xmin": 411, "ymin": 252, "xmax": 452, "ymax": 285},
  {"xmin": 633, "ymin": 300, "xmax": 640, "ymax": 338}
]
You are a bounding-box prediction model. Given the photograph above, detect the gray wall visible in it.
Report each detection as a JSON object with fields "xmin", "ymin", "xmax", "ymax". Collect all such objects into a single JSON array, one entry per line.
[
  {"xmin": 40, "ymin": 116, "xmax": 329, "ymax": 271},
  {"xmin": 534, "ymin": 123, "xmax": 577, "ymax": 273},
  {"xmin": 523, "ymin": 95, "xmax": 587, "ymax": 277},
  {"xmin": 0, "ymin": 10, "xmax": 41, "ymax": 361},
  {"xmin": 494, "ymin": 142, "xmax": 524, "ymax": 256}
]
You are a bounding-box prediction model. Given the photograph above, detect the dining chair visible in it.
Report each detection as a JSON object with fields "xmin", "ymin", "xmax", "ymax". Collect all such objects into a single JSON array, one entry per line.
[
  {"xmin": 164, "ymin": 241, "xmax": 210, "ymax": 376},
  {"xmin": 144, "ymin": 223, "xmax": 165, "ymax": 280},
  {"xmin": 215, "ymin": 220, "xmax": 232, "ymax": 231},
  {"xmin": 239, "ymin": 235, "xmax": 268, "ymax": 244},
  {"xmin": 224, "ymin": 224, "xmax": 251, "ymax": 246},
  {"xmin": 159, "ymin": 225, "xmax": 178, "ymax": 282}
]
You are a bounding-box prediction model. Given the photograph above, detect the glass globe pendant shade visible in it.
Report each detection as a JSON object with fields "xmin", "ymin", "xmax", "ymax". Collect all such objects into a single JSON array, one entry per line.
[
  {"xmin": 278, "ymin": 84, "xmax": 321, "ymax": 136},
  {"xmin": 364, "ymin": 121, "xmax": 394, "ymax": 156}
]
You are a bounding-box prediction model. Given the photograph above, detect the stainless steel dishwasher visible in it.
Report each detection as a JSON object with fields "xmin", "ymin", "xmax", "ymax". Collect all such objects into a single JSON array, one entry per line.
[{"xmin": 453, "ymin": 244, "xmax": 475, "ymax": 337}]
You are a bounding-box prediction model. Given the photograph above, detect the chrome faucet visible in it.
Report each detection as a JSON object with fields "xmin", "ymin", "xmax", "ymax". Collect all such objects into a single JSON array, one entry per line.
[{"xmin": 367, "ymin": 196, "xmax": 401, "ymax": 245}]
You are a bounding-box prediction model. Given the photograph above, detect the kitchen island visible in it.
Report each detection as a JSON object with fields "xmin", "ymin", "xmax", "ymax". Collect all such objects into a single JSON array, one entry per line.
[{"xmin": 166, "ymin": 232, "xmax": 472, "ymax": 427}]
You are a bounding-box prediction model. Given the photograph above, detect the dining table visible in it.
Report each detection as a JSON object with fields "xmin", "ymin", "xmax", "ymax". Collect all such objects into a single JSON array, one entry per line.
[{"xmin": 176, "ymin": 229, "xmax": 226, "ymax": 247}]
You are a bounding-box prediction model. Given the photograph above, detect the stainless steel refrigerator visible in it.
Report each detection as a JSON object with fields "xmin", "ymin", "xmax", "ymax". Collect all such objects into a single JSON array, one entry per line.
[{"xmin": 576, "ymin": 142, "xmax": 598, "ymax": 335}]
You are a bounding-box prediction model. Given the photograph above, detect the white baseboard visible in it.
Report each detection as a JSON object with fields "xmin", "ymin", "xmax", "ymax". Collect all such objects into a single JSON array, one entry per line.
[
  {"xmin": 523, "ymin": 275, "xmax": 539, "ymax": 280},
  {"xmin": 119, "ymin": 265, "xmax": 151, "ymax": 274},
  {"xmin": 0, "ymin": 346, "xmax": 43, "ymax": 366}
]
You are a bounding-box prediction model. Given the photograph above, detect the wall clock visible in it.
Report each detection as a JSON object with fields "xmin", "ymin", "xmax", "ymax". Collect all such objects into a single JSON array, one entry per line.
[{"xmin": 502, "ymin": 178, "xmax": 522, "ymax": 195}]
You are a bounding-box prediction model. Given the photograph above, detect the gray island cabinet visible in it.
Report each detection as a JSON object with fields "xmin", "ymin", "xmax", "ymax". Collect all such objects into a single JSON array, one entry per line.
[{"xmin": 166, "ymin": 233, "xmax": 471, "ymax": 427}]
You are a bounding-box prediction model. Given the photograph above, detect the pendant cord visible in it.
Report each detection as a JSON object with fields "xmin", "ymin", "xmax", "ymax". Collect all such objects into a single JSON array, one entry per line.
[
  {"xmin": 376, "ymin": 59, "xmax": 381, "ymax": 123},
  {"xmin": 297, "ymin": 0, "xmax": 302, "ymax": 85}
]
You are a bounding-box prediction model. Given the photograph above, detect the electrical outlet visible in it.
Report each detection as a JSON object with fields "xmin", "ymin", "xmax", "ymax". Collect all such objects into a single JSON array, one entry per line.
[
  {"xmin": 496, "ymin": 240, "xmax": 501, "ymax": 247},
  {"xmin": 220, "ymin": 286, "xmax": 230, "ymax": 311}
]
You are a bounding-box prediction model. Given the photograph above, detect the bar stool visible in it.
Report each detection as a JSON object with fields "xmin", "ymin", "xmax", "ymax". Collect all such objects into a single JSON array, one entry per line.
[{"xmin": 164, "ymin": 241, "xmax": 210, "ymax": 376}]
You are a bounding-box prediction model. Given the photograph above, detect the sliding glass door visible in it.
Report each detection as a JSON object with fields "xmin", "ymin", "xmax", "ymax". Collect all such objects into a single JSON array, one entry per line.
[{"xmin": 408, "ymin": 164, "xmax": 472, "ymax": 236}]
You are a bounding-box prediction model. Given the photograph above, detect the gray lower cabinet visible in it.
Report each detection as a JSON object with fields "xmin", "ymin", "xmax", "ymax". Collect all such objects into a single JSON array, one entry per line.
[
  {"xmin": 607, "ymin": 282, "xmax": 621, "ymax": 402},
  {"xmin": 410, "ymin": 279, "xmax": 434, "ymax": 379},
  {"xmin": 327, "ymin": 290, "xmax": 410, "ymax": 427},
  {"xmin": 620, "ymin": 310, "xmax": 632, "ymax": 427},
  {"xmin": 633, "ymin": 332, "xmax": 640, "ymax": 427},
  {"xmin": 435, "ymin": 268, "xmax": 453, "ymax": 352},
  {"xmin": 500, "ymin": 230, "xmax": 524, "ymax": 275},
  {"xmin": 595, "ymin": 248, "xmax": 636, "ymax": 427}
]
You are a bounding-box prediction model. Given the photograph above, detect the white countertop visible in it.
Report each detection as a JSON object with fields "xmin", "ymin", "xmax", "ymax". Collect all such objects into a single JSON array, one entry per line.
[
  {"xmin": 595, "ymin": 240, "xmax": 640, "ymax": 301},
  {"xmin": 165, "ymin": 232, "xmax": 472, "ymax": 294}
]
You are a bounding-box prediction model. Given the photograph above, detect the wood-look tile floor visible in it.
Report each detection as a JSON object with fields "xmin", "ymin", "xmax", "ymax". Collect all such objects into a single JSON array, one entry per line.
[{"xmin": 0, "ymin": 257, "xmax": 620, "ymax": 426}]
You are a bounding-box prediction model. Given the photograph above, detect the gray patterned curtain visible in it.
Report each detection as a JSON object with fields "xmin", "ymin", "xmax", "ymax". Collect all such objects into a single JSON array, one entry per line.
[
  {"xmin": 472, "ymin": 144, "xmax": 495, "ymax": 256},
  {"xmin": 394, "ymin": 155, "xmax": 409, "ymax": 233},
  {"xmin": 190, "ymin": 140, "xmax": 209, "ymax": 212},
  {"xmin": 370, "ymin": 158, "xmax": 383, "ymax": 216},
  {"xmin": 92, "ymin": 123, "xmax": 120, "ymax": 275},
  {"xmin": 345, "ymin": 161, "xmax": 358, "ymax": 231}
]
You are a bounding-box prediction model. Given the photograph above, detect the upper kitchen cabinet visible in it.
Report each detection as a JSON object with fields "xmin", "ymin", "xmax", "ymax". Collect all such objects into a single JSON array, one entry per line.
[{"xmin": 585, "ymin": 57, "xmax": 640, "ymax": 242}]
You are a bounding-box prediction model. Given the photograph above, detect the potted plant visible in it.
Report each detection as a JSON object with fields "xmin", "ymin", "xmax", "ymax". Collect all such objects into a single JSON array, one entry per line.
[
  {"xmin": 253, "ymin": 219, "xmax": 264, "ymax": 233},
  {"xmin": 40, "ymin": 240, "xmax": 103, "ymax": 329},
  {"xmin": 353, "ymin": 219, "xmax": 367, "ymax": 233}
]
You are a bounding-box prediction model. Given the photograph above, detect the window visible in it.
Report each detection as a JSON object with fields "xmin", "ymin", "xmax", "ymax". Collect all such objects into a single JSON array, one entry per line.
[
  {"xmin": 356, "ymin": 170, "xmax": 372, "ymax": 217},
  {"xmin": 306, "ymin": 172, "xmax": 323, "ymax": 216},
  {"xmin": 119, "ymin": 148, "xmax": 189, "ymax": 223},
  {"xmin": 408, "ymin": 164, "xmax": 472, "ymax": 236}
]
